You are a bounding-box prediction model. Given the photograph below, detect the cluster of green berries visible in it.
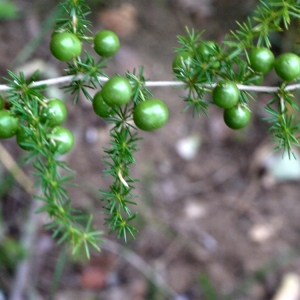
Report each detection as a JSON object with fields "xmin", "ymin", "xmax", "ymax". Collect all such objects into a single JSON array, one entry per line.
[
  {"xmin": 0, "ymin": 96, "xmax": 74, "ymax": 155},
  {"xmin": 50, "ymin": 30, "xmax": 120, "ymax": 61},
  {"xmin": 92, "ymin": 76, "xmax": 169, "ymax": 131},
  {"xmin": 212, "ymin": 80, "xmax": 250, "ymax": 130},
  {"xmin": 50, "ymin": 30, "xmax": 169, "ymax": 132},
  {"xmin": 173, "ymin": 41, "xmax": 300, "ymax": 130},
  {"xmin": 172, "ymin": 41, "xmax": 220, "ymax": 73}
]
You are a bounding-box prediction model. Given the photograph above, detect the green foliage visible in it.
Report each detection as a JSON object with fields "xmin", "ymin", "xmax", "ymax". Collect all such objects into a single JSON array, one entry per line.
[
  {"xmin": 173, "ymin": 0, "xmax": 300, "ymax": 157},
  {"xmin": 0, "ymin": 0, "xmax": 164, "ymax": 256},
  {"xmin": 0, "ymin": 0, "xmax": 18, "ymax": 19},
  {"xmin": 1, "ymin": 0, "xmax": 300, "ymax": 257},
  {"xmin": 100, "ymin": 68, "xmax": 153, "ymax": 240},
  {"xmin": 198, "ymin": 273, "xmax": 218, "ymax": 300},
  {"xmin": 5, "ymin": 70, "xmax": 104, "ymax": 258},
  {"xmin": 0, "ymin": 238, "xmax": 26, "ymax": 271}
]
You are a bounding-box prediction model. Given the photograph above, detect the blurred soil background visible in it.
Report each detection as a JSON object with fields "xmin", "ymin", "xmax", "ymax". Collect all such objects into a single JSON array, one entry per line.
[{"xmin": 1, "ymin": 0, "xmax": 300, "ymax": 300}]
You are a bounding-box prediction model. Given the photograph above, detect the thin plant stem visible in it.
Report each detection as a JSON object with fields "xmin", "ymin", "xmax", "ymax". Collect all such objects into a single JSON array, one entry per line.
[
  {"xmin": 9, "ymin": 198, "xmax": 40, "ymax": 300},
  {"xmin": 101, "ymin": 238, "xmax": 179, "ymax": 299},
  {"xmin": 0, "ymin": 143, "xmax": 33, "ymax": 195},
  {"xmin": 0, "ymin": 74, "xmax": 298, "ymax": 93}
]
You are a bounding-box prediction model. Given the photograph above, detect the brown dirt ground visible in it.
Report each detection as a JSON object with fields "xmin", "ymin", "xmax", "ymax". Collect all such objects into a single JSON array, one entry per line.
[{"xmin": 2, "ymin": 1, "xmax": 300, "ymax": 300}]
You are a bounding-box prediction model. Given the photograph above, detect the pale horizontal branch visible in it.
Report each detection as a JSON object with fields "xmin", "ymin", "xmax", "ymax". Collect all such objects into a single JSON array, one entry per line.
[{"xmin": 0, "ymin": 74, "xmax": 299, "ymax": 93}]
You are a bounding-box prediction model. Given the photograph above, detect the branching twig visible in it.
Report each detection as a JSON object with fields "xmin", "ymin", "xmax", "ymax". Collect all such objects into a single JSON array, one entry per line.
[
  {"xmin": 9, "ymin": 198, "xmax": 39, "ymax": 300},
  {"xmin": 0, "ymin": 144, "xmax": 33, "ymax": 195},
  {"xmin": 102, "ymin": 238, "xmax": 179, "ymax": 298}
]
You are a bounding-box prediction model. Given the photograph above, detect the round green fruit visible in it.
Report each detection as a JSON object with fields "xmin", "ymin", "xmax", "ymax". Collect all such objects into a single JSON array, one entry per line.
[
  {"xmin": 250, "ymin": 74, "xmax": 264, "ymax": 85},
  {"xmin": 212, "ymin": 80, "xmax": 240, "ymax": 109},
  {"xmin": 133, "ymin": 99, "xmax": 169, "ymax": 131},
  {"xmin": 223, "ymin": 105, "xmax": 251, "ymax": 130},
  {"xmin": 50, "ymin": 32, "xmax": 82, "ymax": 62},
  {"xmin": 40, "ymin": 99, "xmax": 67, "ymax": 127},
  {"xmin": 249, "ymin": 47, "xmax": 275, "ymax": 75},
  {"xmin": 94, "ymin": 30, "xmax": 120, "ymax": 57},
  {"xmin": 196, "ymin": 41, "xmax": 220, "ymax": 69},
  {"xmin": 16, "ymin": 127, "xmax": 34, "ymax": 151},
  {"xmin": 172, "ymin": 52, "xmax": 193, "ymax": 74},
  {"xmin": 0, "ymin": 110, "xmax": 19, "ymax": 139},
  {"xmin": 274, "ymin": 53, "xmax": 300, "ymax": 81},
  {"xmin": 92, "ymin": 91, "xmax": 114, "ymax": 118},
  {"xmin": 49, "ymin": 126, "xmax": 74, "ymax": 155},
  {"xmin": 102, "ymin": 76, "xmax": 132, "ymax": 107}
]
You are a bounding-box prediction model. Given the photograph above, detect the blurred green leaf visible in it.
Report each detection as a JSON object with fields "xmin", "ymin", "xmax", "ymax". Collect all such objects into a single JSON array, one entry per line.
[
  {"xmin": 198, "ymin": 273, "xmax": 218, "ymax": 300},
  {"xmin": 0, "ymin": 1, "xmax": 18, "ymax": 19},
  {"xmin": 0, "ymin": 238, "xmax": 26, "ymax": 271}
]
